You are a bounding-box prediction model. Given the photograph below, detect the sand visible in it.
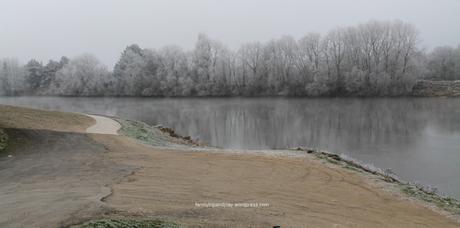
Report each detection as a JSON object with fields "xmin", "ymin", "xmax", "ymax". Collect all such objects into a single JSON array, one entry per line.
[{"xmin": 92, "ymin": 134, "xmax": 460, "ymax": 228}]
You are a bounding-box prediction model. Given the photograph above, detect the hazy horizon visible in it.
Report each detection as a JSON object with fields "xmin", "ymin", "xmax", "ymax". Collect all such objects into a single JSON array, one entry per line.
[{"xmin": 1, "ymin": 0, "xmax": 460, "ymax": 67}]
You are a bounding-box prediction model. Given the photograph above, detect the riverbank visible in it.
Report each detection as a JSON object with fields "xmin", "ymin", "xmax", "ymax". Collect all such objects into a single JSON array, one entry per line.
[
  {"xmin": 412, "ymin": 80, "xmax": 460, "ymax": 97},
  {"xmin": 0, "ymin": 105, "xmax": 459, "ymax": 227}
]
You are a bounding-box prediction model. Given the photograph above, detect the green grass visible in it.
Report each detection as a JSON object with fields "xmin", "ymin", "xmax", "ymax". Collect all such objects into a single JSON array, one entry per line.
[
  {"xmin": 116, "ymin": 119, "xmax": 168, "ymax": 146},
  {"xmin": 77, "ymin": 218, "xmax": 179, "ymax": 228},
  {"xmin": 0, "ymin": 129, "xmax": 8, "ymax": 152},
  {"xmin": 116, "ymin": 118, "xmax": 195, "ymax": 147}
]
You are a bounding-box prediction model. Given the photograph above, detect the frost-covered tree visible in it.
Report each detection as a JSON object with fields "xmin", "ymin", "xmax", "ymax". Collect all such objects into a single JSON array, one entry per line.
[
  {"xmin": 25, "ymin": 59, "xmax": 45, "ymax": 92},
  {"xmin": 425, "ymin": 46, "xmax": 460, "ymax": 80},
  {"xmin": 238, "ymin": 42, "xmax": 265, "ymax": 92},
  {"xmin": 113, "ymin": 44, "xmax": 150, "ymax": 96},
  {"xmin": 50, "ymin": 54, "xmax": 111, "ymax": 96},
  {"xmin": 0, "ymin": 59, "xmax": 26, "ymax": 95},
  {"xmin": 298, "ymin": 33, "xmax": 321, "ymax": 81}
]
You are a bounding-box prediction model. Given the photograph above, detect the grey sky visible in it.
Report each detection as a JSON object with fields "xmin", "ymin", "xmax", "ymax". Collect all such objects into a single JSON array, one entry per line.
[{"xmin": 1, "ymin": 0, "xmax": 459, "ymax": 67}]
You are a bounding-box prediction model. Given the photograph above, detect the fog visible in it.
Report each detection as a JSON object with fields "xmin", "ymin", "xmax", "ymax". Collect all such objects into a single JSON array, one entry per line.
[{"xmin": 1, "ymin": 0, "xmax": 459, "ymax": 67}]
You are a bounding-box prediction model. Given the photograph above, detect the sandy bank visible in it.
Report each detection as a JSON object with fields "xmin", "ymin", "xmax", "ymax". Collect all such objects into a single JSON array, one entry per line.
[{"xmin": 91, "ymin": 134, "xmax": 460, "ymax": 227}]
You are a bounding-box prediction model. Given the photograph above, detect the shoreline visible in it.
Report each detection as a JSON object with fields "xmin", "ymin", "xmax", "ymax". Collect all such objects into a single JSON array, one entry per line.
[
  {"xmin": 112, "ymin": 113, "xmax": 460, "ymax": 222},
  {"xmin": 1, "ymin": 94, "xmax": 459, "ymax": 99},
  {"xmin": 1, "ymin": 105, "xmax": 459, "ymax": 227},
  {"xmin": 295, "ymin": 148, "xmax": 460, "ymax": 219},
  {"xmin": 2, "ymin": 79, "xmax": 460, "ymax": 98}
]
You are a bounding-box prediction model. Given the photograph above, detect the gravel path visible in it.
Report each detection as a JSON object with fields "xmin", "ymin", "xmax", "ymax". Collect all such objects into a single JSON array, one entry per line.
[{"xmin": 85, "ymin": 114, "xmax": 121, "ymax": 135}]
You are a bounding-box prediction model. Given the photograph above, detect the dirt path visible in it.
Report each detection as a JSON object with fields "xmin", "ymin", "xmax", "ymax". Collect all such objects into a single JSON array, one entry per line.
[
  {"xmin": 85, "ymin": 114, "xmax": 121, "ymax": 135},
  {"xmin": 0, "ymin": 129, "xmax": 134, "ymax": 227}
]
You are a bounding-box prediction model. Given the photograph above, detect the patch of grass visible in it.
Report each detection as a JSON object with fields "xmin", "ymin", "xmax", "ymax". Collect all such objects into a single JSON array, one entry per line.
[
  {"xmin": 401, "ymin": 184, "xmax": 460, "ymax": 215},
  {"xmin": 0, "ymin": 129, "xmax": 8, "ymax": 152},
  {"xmin": 116, "ymin": 119, "xmax": 166, "ymax": 146},
  {"xmin": 77, "ymin": 218, "xmax": 179, "ymax": 228},
  {"xmin": 116, "ymin": 118, "xmax": 198, "ymax": 147},
  {"xmin": 343, "ymin": 164, "xmax": 363, "ymax": 173},
  {"xmin": 325, "ymin": 156, "xmax": 340, "ymax": 164}
]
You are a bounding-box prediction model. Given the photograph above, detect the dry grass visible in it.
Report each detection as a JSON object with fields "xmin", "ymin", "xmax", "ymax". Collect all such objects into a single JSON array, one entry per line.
[{"xmin": 0, "ymin": 104, "xmax": 94, "ymax": 132}]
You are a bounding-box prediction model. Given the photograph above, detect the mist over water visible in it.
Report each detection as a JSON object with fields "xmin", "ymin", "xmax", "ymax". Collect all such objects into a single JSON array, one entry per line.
[{"xmin": 1, "ymin": 97, "xmax": 460, "ymax": 198}]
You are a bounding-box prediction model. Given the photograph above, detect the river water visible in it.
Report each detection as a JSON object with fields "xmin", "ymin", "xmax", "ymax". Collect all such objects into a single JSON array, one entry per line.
[{"xmin": 1, "ymin": 96, "xmax": 460, "ymax": 198}]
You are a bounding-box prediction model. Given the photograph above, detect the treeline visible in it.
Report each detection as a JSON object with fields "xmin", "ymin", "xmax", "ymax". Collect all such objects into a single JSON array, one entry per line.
[{"xmin": 1, "ymin": 20, "xmax": 460, "ymax": 97}]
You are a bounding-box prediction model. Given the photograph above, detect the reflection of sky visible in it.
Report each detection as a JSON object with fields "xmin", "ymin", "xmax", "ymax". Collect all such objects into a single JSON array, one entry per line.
[{"xmin": 1, "ymin": 97, "xmax": 460, "ymax": 198}]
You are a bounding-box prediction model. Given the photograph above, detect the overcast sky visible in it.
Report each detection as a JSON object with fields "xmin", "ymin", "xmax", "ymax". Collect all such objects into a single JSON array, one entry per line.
[{"xmin": 0, "ymin": 0, "xmax": 459, "ymax": 67}]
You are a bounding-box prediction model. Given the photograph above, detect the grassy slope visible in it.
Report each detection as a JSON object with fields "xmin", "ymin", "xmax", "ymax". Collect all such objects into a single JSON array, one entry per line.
[
  {"xmin": 116, "ymin": 118, "xmax": 199, "ymax": 147},
  {"xmin": 0, "ymin": 105, "xmax": 94, "ymax": 132}
]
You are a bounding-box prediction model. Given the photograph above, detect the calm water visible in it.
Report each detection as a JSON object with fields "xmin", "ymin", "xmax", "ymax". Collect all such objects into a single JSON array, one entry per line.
[{"xmin": 1, "ymin": 97, "xmax": 460, "ymax": 198}]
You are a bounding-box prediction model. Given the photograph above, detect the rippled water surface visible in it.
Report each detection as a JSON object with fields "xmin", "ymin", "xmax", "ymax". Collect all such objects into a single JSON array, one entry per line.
[{"xmin": 1, "ymin": 97, "xmax": 460, "ymax": 198}]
